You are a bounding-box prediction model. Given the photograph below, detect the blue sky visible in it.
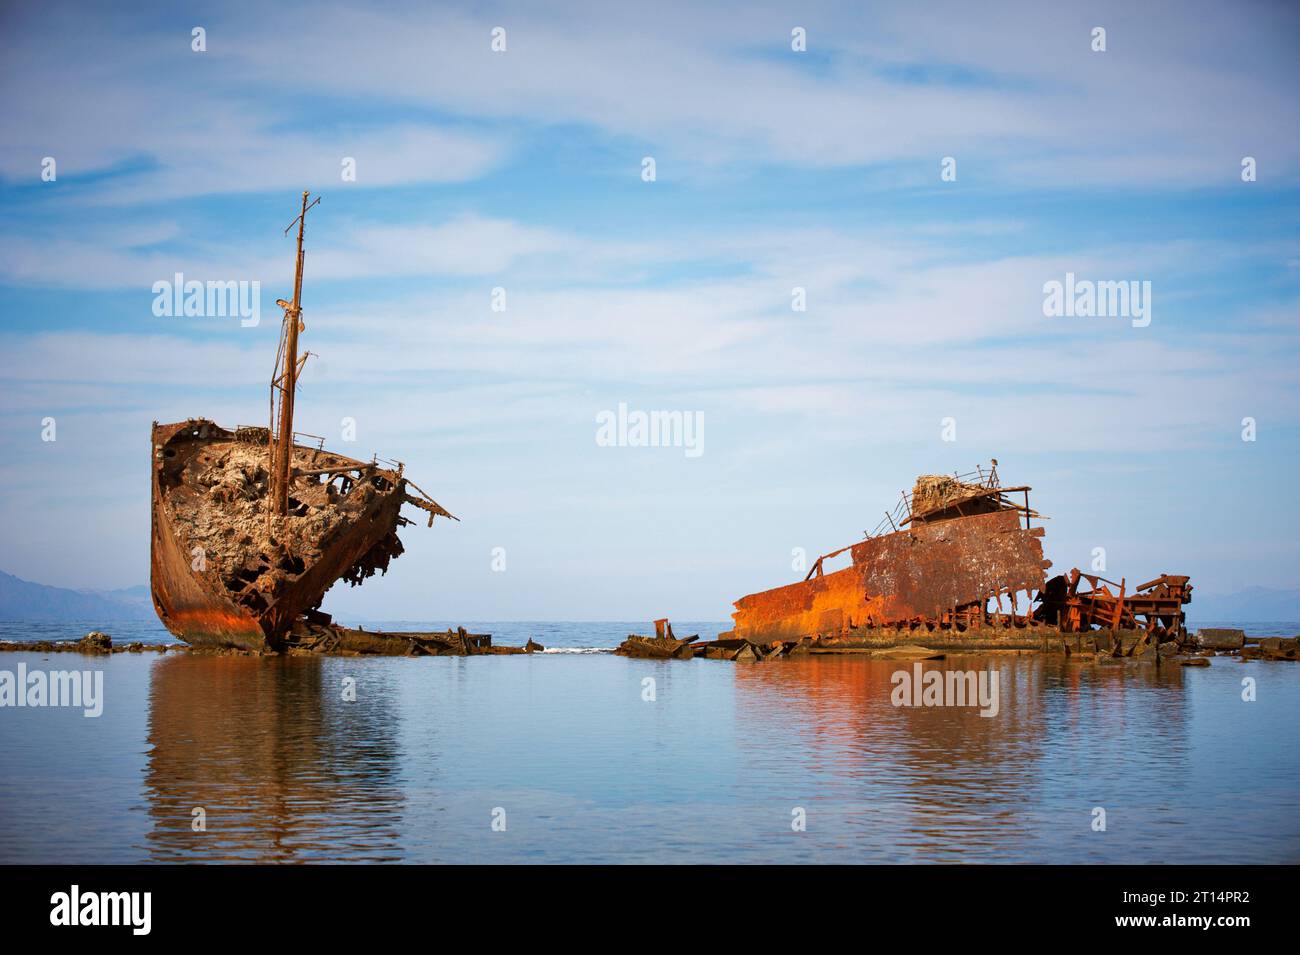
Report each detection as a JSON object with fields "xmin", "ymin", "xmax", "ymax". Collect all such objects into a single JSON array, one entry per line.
[{"xmin": 1, "ymin": 0, "xmax": 1298, "ymax": 620}]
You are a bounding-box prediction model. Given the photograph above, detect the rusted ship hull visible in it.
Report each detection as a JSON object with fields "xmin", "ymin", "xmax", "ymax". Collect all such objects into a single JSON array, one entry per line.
[
  {"xmin": 728, "ymin": 465, "xmax": 1191, "ymax": 650},
  {"xmin": 150, "ymin": 419, "xmax": 446, "ymax": 651},
  {"xmin": 151, "ymin": 487, "xmax": 265, "ymax": 650},
  {"xmin": 149, "ymin": 196, "xmax": 457, "ymax": 651},
  {"xmin": 733, "ymin": 509, "xmax": 1050, "ymax": 644}
]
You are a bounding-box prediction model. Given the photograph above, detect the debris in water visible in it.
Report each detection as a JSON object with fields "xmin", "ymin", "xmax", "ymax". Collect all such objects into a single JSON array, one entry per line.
[{"xmin": 616, "ymin": 618, "xmax": 698, "ymax": 659}]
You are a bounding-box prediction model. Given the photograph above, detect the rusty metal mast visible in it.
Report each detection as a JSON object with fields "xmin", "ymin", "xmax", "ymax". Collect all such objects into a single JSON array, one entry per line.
[{"xmin": 269, "ymin": 190, "xmax": 320, "ymax": 518}]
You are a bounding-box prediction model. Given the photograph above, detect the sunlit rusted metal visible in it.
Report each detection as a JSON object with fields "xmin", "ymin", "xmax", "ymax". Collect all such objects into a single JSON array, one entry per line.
[
  {"xmin": 1034, "ymin": 569, "xmax": 1192, "ymax": 641},
  {"xmin": 269, "ymin": 190, "xmax": 319, "ymax": 518},
  {"xmin": 150, "ymin": 195, "xmax": 455, "ymax": 651},
  {"xmin": 728, "ymin": 462, "xmax": 1191, "ymax": 649},
  {"xmin": 733, "ymin": 508, "xmax": 1051, "ymax": 644},
  {"xmin": 150, "ymin": 418, "xmax": 453, "ymax": 650}
]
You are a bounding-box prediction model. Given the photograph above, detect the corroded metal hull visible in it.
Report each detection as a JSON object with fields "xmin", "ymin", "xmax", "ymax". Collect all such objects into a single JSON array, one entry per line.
[
  {"xmin": 150, "ymin": 418, "xmax": 444, "ymax": 651},
  {"xmin": 730, "ymin": 465, "xmax": 1191, "ymax": 647},
  {"xmin": 732, "ymin": 509, "xmax": 1051, "ymax": 644}
]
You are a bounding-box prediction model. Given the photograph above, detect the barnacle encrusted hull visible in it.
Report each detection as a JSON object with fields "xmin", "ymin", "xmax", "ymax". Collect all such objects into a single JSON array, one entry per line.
[{"xmin": 150, "ymin": 418, "xmax": 449, "ymax": 650}]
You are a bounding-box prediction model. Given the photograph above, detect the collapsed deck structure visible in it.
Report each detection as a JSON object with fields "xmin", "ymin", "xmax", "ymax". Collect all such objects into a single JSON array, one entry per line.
[
  {"xmin": 150, "ymin": 419, "xmax": 451, "ymax": 650},
  {"xmin": 723, "ymin": 462, "xmax": 1192, "ymax": 653},
  {"xmin": 150, "ymin": 193, "xmax": 455, "ymax": 651}
]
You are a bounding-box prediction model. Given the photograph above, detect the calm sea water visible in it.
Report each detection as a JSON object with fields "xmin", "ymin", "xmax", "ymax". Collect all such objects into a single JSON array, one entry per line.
[{"xmin": 1, "ymin": 619, "xmax": 1297, "ymax": 864}]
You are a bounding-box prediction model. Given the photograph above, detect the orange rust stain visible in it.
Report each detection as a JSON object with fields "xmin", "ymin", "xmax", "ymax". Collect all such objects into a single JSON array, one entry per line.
[{"xmin": 732, "ymin": 510, "xmax": 1049, "ymax": 644}]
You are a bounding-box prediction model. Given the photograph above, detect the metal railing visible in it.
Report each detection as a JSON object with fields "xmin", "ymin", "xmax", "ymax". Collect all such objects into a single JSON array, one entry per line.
[{"xmin": 866, "ymin": 463, "xmax": 1001, "ymax": 538}]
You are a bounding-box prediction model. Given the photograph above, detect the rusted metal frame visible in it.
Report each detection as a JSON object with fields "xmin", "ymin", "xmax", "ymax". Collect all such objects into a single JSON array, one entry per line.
[
  {"xmin": 398, "ymin": 478, "xmax": 457, "ymax": 527},
  {"xmin": 1111, "ymin": 578, "xmax": 1126, "ymax": 633},
  {"xmin": 1136, "ymin": 574, "xmax": 1188, "ymax": 592},
  {"xmin": 1079, "ymin": 570, "xmax": 1125, "ymax": 592},
  {"xmin": 269, "ymin": 192, "xmax": 318, "ymax": 519},
  {"xmin": 403, "ymin": 479, "xmax": 457, "ymax": 522},
  {"xmin": 952, "ymin": 464, "xmax": 998, "ymax": 487},
  {"xmin": 803, "ymin": 541, "xmax": 856, "ymax": 581},
  {"xmin": 869, "ymin": 493, "xmax": 912, "ymax": 537},
  {"xmin": 295, "ymin": 463, "xmax": 378, "ymax": 478}
]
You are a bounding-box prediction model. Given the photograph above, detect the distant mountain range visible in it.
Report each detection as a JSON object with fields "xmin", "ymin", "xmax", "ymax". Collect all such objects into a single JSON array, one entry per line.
[
  {"xmin": 0, "ymin": 569, "xmax": 1297, "ymax": 624},
  {"xmin": 0, "ymin": 570, "xmax": 156, "ymax": 621},
  {"xmin": 1186, "ymin": 586, "xmax": 1300, "ymax": 623}
]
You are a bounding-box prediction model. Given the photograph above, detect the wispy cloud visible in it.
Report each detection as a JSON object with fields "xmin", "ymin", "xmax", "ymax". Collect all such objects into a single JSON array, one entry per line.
[{"xmin": 0, "ymin": 0, "xmax": 1297, "ymax": 614}]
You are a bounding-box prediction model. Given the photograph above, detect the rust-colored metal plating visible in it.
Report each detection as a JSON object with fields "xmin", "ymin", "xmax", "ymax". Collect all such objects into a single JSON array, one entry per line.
[
  {"xmin": 150, "ymin": 419, "xmax": 454, "ymax": 651},
  {"xmin": 149, "ymin": 195, "xmax": 454, "ymax": 651},
  {"xmin": 728, "ymin": 462, "xmax": 1191, "ymax": 648}
]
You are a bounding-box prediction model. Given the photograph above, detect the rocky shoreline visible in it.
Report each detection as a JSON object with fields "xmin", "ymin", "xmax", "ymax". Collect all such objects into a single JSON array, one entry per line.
[
  {"xmin": 0, "ymin": 625, "xmax": 543, "ymax": 657},
  {"xmin": 0, "ymin": 631, "xmax": 183, "ymax": 654},
  {"xmin": 2, "ymin": 627, "xmax": 1297, "ymax": 662},
  {"xmin": 614, "ymin": 623, "xmax": 1300, "ymax": 664}
]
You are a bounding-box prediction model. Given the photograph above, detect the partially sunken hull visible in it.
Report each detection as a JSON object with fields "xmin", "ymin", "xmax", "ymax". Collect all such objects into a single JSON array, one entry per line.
[
  {"xmin": 151, "ymin": 419, "xmax": 447, "ymax": 651},
  {"xmin": 733, "ymin": 509, "xmax": 1050, "ymax": 644},
  {"xmin": 729, "ymin": 466, "xmax": 1192, "ymax": 648}
]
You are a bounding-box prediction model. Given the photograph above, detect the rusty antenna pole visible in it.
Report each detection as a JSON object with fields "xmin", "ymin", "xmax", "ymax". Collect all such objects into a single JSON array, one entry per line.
[{"xmin": 269, "ymin": 190, "xmax": 320, "ymax": 518}]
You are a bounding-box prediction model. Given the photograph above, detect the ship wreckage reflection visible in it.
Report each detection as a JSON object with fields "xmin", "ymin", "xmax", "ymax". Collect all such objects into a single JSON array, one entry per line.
[
  {"xmin": 137, "ymin": 648, "xmax": 1199, "ymax": 863},
  {"xmin": 720, "ymin": 653, "xmax": 1195, "ymax": 861},
  {"xmin": 142, "ymin": 653, "xmax": 407, "ymax": 862}
]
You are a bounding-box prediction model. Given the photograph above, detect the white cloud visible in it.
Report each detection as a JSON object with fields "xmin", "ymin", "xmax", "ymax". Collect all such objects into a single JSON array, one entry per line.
[
  {"xmin": 2, "ymin": 1, "xmax": 1298, "ymax": 609},
  {"xmin": 214, "ymin": 0, "xmax": 1300, "ymax": 185},
  {"xmin": 4, "ymin": 0, "xmax": 1296, "ymax": 200}
]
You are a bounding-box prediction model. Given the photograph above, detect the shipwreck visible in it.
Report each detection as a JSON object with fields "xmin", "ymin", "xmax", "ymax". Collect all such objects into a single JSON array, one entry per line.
[
  {"xmin": 150, "ymin": 193, "xmax": 457, "ymax": 652},
  {"xmin": 697, "ymin": 461, "xmax": 1193, "ymax": 660}
]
